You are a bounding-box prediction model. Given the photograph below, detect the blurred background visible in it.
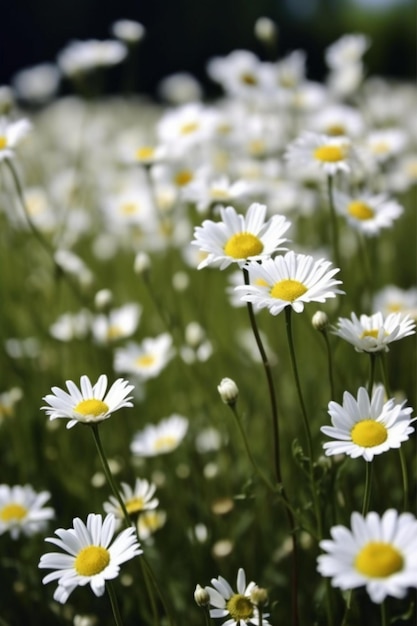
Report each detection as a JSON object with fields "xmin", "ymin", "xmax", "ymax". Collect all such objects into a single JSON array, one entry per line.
[{"xmin": 1, "ymin": 0, "xmax": 416, "ymax": 98}]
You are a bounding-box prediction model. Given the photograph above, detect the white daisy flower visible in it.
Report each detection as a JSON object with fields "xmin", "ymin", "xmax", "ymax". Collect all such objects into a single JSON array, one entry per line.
[
  {"xmin": 317, "ymin": 509, "xmax": 417, "ymax": 603},
  {"xmin": 57, "ymin": 40, "xmax": 127, "ymax": 77},
  {"xmin": 137, "ymin": 510, "xmax": 167, "ymax": 541},
  {"xmin": 114, "ymin": 333, "xmax": 174, "ymax": 380},
  {"xmin": 41, "ymin": 374, "xmax": 134, "ymax": 429},
  {"xmin": 373, "ymin": 285, "xmax": 417, "ymax": 319},
  {"xmin": 321, "ymin": 386, "xmax": 415, "ymax": 462},
  {"xmin": 131, "ymin": 414, "xmax": 188, "ymax": 457},
  {"xmin": 0, "ymin": 484, "xmax": 54, "ymax": 539},
  {"xmin": 192, "ymin": 202, "xmax": 291, "ymax": 270},
  {"xmin": 285, "ymin": 131, "xmax": 355, "ymax": 177},
  {"xmin": 0, "ymin": 116, "xmax": 32, "ymax": 161},
  {"xmin": 39, "ymin": 513, "xmax": 142, "ymax": 604},
  {"xmin": 309, "ymin": 103, "xmax": 365, "ymax": 138},
  {"xmin": 91, "ymin": 303, "xmax": 142, "ymax": 344},
  {"xmin": 333, "ymin": 311, "xmax": 416, "ymax": 353},
  {"xmin": 236, "ymin": 250, "xmax": 343, "ymax": 316},
  {"xmin": 325, "ymin": 33, "xmax": 370, "ymax": 69},
  {"xmin": 103, "ymin": 478, "xmax": 158, "ymax": 523},
  {"xmin": 0, "ymin": 386, "xmax": 22, "ymax": 423},
  {"xmin": 365, "ymin": 128, "xmax": 407, "ymax": 164},
  {"xmin": 334, "ymin": 191, "xmax": 403, "ymax": 236},
  {"xmin": 206, "ymin": 49, "xmax": 270, "ymax": 101},
  {"xmin": 204, "ymin": 567, "xmax": 270, "ymax": 626}
]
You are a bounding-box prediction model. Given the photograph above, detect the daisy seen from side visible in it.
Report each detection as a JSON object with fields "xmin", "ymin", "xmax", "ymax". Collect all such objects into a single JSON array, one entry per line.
[
  {"xmin": 103, "ymin": 478, "xmax": 158, "ymax": 524},
  {"xmin": 285, "ymin": 131, "xmax": 356, "ymax": 177},
  {"xmin": 333, "ymin": 311, "xmax": 416, "ymax": 353},
  {"xmin": 0, "ymin": 116, "xmax": 32, "ymax": 160},
  {"xmin": 321, "ymin": 386, "xmax": 415, "ymax": 462},
  {"xmin": 39, "ymin": 512, "xmax": 141, "ymax": 604},
  {"xmin": 204, "ymin": 567, "xmax": 271, "ymax": 626},
  {"xmin": 317, "ymin": 509, "xmax": 417, "ymax": 603},
  {"xmin": 131, "ymin": 414, "xmax": 188, "ymax": 457},
  {"xmin": 41, "ymin": 374, "xmax": 134, "ymax": 429},
  {"xmin": 0, "ymin": 484, "xmax": 54, "ymax": 539},
  {"xmin": 113, "ymin": 333, "xmax": 174, "ymax": 380},
  {"xmin": 192, "ymin": 202, "xmax": 291, "ymax": 270},
  {"xmin": 236, "ymin": 250, "xmax": 343, "ymax": 315},
  {"xmin": 334, "ymin": 191, "xmax": 403, "ymax": 236}
]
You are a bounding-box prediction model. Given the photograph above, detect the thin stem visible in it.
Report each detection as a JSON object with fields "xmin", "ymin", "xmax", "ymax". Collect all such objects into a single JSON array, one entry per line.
[
  {"xmin": 107, "ymin": 581, "xmax": 124, "ymax": 626},
  {"xmin": 321, "ymin": 329, "xmax": 336, "ymax": 400},
  {"xmin": 361, "ymin": 461, "xmax": 373, "ymax": 516},
  {"xmin": 326, "ymin": 174, "xmax": 341, "ymax": 270},
  {"xmin": 398, "ymin": 447, "xmax": 409, "ymax": 512},
  {"xmin": 367, "ymin": 353, "xmax": 377, "ymax": 395},
  {"xmin": 380, "ymin": 600, "xmax": 388, "ymax": 626},
  {"xmin": 242, "ymin": 268, "xmax": 300, "ymax": 626}
]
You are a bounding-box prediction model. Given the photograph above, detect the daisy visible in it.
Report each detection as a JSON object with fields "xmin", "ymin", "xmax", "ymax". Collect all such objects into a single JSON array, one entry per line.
[
  {"xmin": 0, "ymin": 116, "xmax": 32, "ymax": 161},
  {"xmin": 103, "ymin": 478, "xmax": 159, "ymax": 522},
  {"xmin": 317, "ymin": 509, "xmax": 417, "ymax": 603},
  {"xmin": 191, "ymin": 202, "xmax": 291, "ymax": 270},
  {"xmin": 130, "ymin": 414, "xmax": 188, "ymax": 457},
  {"xmin": 325, "ymin": 33, "xmax": 370, "ymax": 69},
  {"xmin": 236, "ymin": 250, "xmax": 343, "ymax": 316},
  {"xmin": 334, "ymin": 191, "xmax": 403, "ymax": 236},
  {"xmin": 0, "ymin": 484, "xmax": 54, "ymax": 539},
  {"xmin": 41, "ymin": 374, "xmax": 134, "ymax": 429},
  {"xmin": 113, "ymin": 333, "xmax": 174, "ymax": 380},
  {"xmin": 373, "ymin": 285, "xmax": 417, "ymax": 319},
  {"xmin": 91, "ymin": 303, "xmax": 142, "ymax": 344},
  {"xmin": 206, "ymin": 49, "xmax": 270, "ymax": 101},
  {"xmin": 333, "ymin": 311, "xmax": 416, "ymax": 352},
  {"xmin": 57, "ymin": 40, "xmax": 127, "ymax": 77},
  {"xmin": 321, "ymin": 386, "xmax": 415, "ymax": 462},
  {"xmin": 137, "ymin": 510, "xmax": 167, "ymax": 541},
  {"xmin": 0, "ymin": 387, "xmax": 22, "ymax": 424},
  {"xmin": 204, "ymin": 567, "xmax": 270, "ymax": 626},
  {"xmin": 39, "ymin": 513, "xmax": 141, "ymax": 604},
  {"xmin": 285, "ymin": 131, "xmax": 355, "ymax": 177}
]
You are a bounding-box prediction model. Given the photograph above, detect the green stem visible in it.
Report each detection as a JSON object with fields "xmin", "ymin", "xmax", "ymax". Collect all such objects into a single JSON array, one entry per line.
[
  {"xmin": 367, "ymin": 353, "xmax": 376, "ymax": 395},
  {"xmin": 326, "ymin": 174, "xmax": 341, "ymax": 270},
  {"xmin": 380, "ymin": 600, "xmax": 388, "ymax": 626},
  {"xmin": 361, "ymin": 461, "xmax": 373, "ymax": 516},
  {"xmin": 398, "ymin": 447, "xmax": 409, "ymax": 512},
  {"xmin": 107, "ymin": 581, "xmax": 124, "ymax": 626},
  {"xmin": 242, "ymin": 268, "xmax": 300, "ymax": 626},
  {"xmin": 322, "ymin": 329, "xmax": 336, "ymax": 400}
]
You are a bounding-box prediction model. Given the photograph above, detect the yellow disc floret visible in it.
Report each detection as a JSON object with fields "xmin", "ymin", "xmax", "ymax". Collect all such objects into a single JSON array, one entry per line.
[
  {"xmin": 74, "ymin": 399, "xmax": 109, "ymax": 417},
  {"xmin": 75, "ymin": 545, "xmax": 110, "ymax": 577},
  {"xmin": 224, "ymin": 232, "xmax": 263, "ymax": 259},
  {"xmin": 226, "ymin": 594, "xmax": 254, "ymax": 621},
  {"xmin": 125, "ymin": 497, "xmax": 145, "ymax": 515},
  {"xmin": 0, "ymin": 136, "xmax": 7, "ymax": 150},
  {"xmin": 314, "ymin": 144, "xmax": 346, "ymax": 162},
  {"xmin": 0, "ymin": 503, "xmax": 28, "ymax": 522},
  {"xmin": 351, "ymin": 420, "xmax": 388, "ymax": 447},
  {"xmin": 135, "ymin": 354, "xmax": 156, "ymax": 368},
  {"xmin": 270, "ymin": 279, "xmax": 307, "ymax": 301},
  {"xmin": 355, "ymin": 542, "xmax": 403, "ymax": 578},
  {"xmin": 348, "ymin": 201, "xmax": 374, "ymax": 221}
]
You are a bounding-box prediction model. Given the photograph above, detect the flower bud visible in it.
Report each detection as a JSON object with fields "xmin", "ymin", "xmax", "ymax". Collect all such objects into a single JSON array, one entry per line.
[
  {"xmin": 134, "ymin": 251, "xmax": 151, "ymax": 275},
  {"xmin": 217, "ymin": 378, "xmax": 239, "ymax": 406},
  {"xmin": 312, "ymin": 310, "xmax": 329, "ymax": 332},
  {"xmin": 250, "ymin": 586, "xmax": 268, "ymax": 607},
  {"xmin": 254, "ymin": 17, "xmax": 278, "ymax": 45},
  {"xmin": 194, "ymin": 584, "xmax": 210, "ymax": 607}
]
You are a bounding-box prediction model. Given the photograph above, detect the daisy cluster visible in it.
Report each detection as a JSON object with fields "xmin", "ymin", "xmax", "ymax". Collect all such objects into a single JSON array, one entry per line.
[{"xmin": 0, "ymin": 14, "xmax": 416, "ymax": 626}]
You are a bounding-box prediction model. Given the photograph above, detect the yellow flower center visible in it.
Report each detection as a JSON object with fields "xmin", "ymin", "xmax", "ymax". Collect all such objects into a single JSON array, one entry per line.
[
  {"xmin": 372, "ymin": 141, "xmax": 390, "ymax": 155},
  {"xmin": 0, "ymin": 503, "xmax": 28, "ymax": 522},
  {"xmin": 135, "ymin": 146, "xmax": 155, "ymax": 161},
  {"xmin": 210, "ymin": 188, "xmax": 229, "ymax": 199},
  {"xmin": 361, "ymin": 329, "xmax": 379, "ymax": 339},
  {"xmin": 106, "ymin": 325, "xmax": 125, "ymax": 341},
  {"xmin": 74, "ymin": 399, "xmax": 109, "ymax": 417},
  {"xmin": 75, "ymin": 545, "xmax": 110, "ymax": 577},
  {"xmin": 248, "ymin": 140, "xmax": 266, "ymax": 156},
  {"xmin": 135, "ymin": 354, "xmax": 156, "ymax": 368},
  {"xmin": 180, "ymin": 122, "xmax": 199, "ymax": 135},
  {"xmin": 224, "ymin": 232, "xmax": 264, "ymax": 259},
  {"xmin": 125, "ymin": 497, "xmax": 145, "ymax": 515},
  {"xmin": 326, "ymin": 124, "xmax": 346, "ymax": 136},
  {"xmin": 153, "ymin": 435, "xmax": 177, "ymax": 451},
  {"xmin": 314, "ymin": 144, "xmax": 346, "ymax": 163},
  {"xmin": 174, "ymin": 169, "xmax": 193, "ymax": 186},
  {"xmin": 270, "ymin": 279, "xmax": 307, "ymax": 301},
  {"xmin": 0, "ymin": 136, "xmax": 7, "ymax": 150},
  {"xmin": 254, "ymin": 277, "xmax": 269, "ymax": 287},
  {"xmin": 226, "ymin": 594, "xmax": 254, "ymax": 621},
  {"xmin": 355, "ymin": 542, "xmax": 403, "ymax": 578},
  {"xmin": 120, "ymin": 202, "xmax": 139, "ymax": 216},
  {"xmin": 348, "ymin": 201, "xmax": 374, "ymax": 221},
  {"xmin": 351, "ymin": 420, "xmax": 388, "ymax": 447},
  {"xmin": 240, "ymin": 72, "xmax": 257, "ymax": 86}
]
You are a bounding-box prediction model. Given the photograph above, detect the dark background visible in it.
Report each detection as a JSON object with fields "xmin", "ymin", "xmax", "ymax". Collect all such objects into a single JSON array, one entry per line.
[{"xmin": 1, "ymin": 0, "xmax": 415, "ymax": 97}]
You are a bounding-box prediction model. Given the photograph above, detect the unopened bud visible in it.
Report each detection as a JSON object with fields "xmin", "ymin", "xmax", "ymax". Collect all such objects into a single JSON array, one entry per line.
[
  {"xmin": 217, "ymin": 377, "xmax": 239, "ymax": 406},
  {"xmin": 134, "ymin": 251, "xmax": 151, "ymax": 275},
  {"xmin": 194, "ymin": 584, "xmax": 210, "ymax": 607},
  {"xmin": 254, "ymin": 17, "xmax": 278, "ymax": 44},
  {"xmin": 312, "ymin": 310, "xmax": 329, "ymax": 332},
  {"xmin": 250, "ymin": 586, "xmax": 268, "ymax": 607},
  {"xmin": 95, "ymin": 289, "xmax": 113, "ymax": 310}
]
